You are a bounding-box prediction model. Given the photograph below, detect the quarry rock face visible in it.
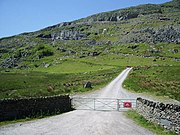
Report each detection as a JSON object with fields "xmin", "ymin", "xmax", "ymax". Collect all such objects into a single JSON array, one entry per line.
[
  {"xmin": 51, "ymin": 30, "xmax": 87, "ymax": 40},
  {"xmin": 121, "ymin": 26, "xmax": 180, "ymax": 44}
]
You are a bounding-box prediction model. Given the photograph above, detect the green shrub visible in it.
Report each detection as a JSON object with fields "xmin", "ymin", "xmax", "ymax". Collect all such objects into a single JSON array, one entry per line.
[{"xmin": 36, "ymin": 44, "xmax": 54, "ymax": 58}]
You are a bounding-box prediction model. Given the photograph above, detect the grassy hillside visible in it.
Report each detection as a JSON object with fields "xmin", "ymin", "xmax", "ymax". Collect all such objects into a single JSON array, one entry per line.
[
  {"xmin": 0, "ymin": 0, "xmax": 180, "ymax": 69},
  {"xmin": 0, "ymin": 66, "xmax": 124, "ymax": 99},
  {"xmin": 124, "ymin": 66, "xmax": 180, "ymax": 101},
  {"xmin": 0, "ymin": 51, "xmax": 179, "ymax": 99}
]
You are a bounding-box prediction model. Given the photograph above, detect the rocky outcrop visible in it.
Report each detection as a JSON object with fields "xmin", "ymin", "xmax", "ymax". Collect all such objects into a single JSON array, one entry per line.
[
  {"xmin": 152, "ymin": 26, "xmax": 180, "ymax": 43},
  {"xmin": 41, "ymin": 22, "xmax": 73, "ymax": 31},
  {"xmin": 79, "ymin": 4, "xmax": 162, "ymax": 22},
  {"xmin": 121, "ymin": 26, "xmax": 180, "ymax": 44},
  {"xmin": 51, "ymin": 30, "xmax": 87, "ymax": 40},
  {"xmin": 1, "ymin": 57, "xmax": 19, "ymax": 68},
  {"xmin": 37, "ymin": 34, "xmax": 52, "ymax": 38},
  {"xmin": 56, "ymin": 22, "xmax": 73, "ymax": 27},
  {"xmin": 0, "ymin": 48, "xmax": 30, "ymax": 68}
]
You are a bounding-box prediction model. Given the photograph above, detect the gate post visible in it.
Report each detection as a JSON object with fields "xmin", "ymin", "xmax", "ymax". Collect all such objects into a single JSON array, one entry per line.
[
  {"xmin": 94, "ymin": 98, "xmax": 95, "ymax": 110},
  {"xmin": 117, "ymin": 99, "xmax": 120, "ymax": 111}
]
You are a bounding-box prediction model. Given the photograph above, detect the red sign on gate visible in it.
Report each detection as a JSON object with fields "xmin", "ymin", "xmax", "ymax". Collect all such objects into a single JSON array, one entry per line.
[{"xmin": 123, "ymin": 102, "xmax": 132, "ymax": 108}]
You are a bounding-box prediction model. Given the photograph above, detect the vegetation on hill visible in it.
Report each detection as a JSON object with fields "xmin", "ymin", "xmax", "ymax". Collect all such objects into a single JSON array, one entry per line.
[
  {"xmin": 0, "ymin": 0, "xmax": 179, "ymax": 100},
  {"xmin": 0, "ymin": 67, "xmax": 124, "ymax": 99},
  {"xmin": 123, "ymin": 66, "xmax": 180, "ymax": 101}
]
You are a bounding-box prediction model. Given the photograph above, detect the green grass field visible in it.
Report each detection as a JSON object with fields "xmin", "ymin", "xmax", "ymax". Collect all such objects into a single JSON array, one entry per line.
[
  {"xmin": 123, "ymin": 66, "xmax": 180, "ymax": 101},
  {"xmin": 80, "ymin": 54, "xmax": 178, "ymax": 67},
  {"xmin": 34, "ymin": 59, "xmax": 114, "ymax": 73},
  {"xmin": 0, "ymin": 64, "xmax": 123, "ymax": 99}
]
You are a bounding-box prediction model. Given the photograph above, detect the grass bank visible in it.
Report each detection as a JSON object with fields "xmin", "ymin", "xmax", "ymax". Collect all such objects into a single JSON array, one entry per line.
[
  {"xmin": 0, "ymin": 116, "xmax": 45, "ymax": 127},
  {"xmin": 123, "ymin": 66, "xmax": 180, "ymax": 101}
]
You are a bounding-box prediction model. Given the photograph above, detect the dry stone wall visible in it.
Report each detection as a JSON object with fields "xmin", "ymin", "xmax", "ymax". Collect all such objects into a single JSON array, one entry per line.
[
  {"xmin": 0, "ymin": 95, "xmax": 72, "ymax": 122},
  {"xmin": 136, "ymin": 97, "xmax": 180, "ymax": 134}
]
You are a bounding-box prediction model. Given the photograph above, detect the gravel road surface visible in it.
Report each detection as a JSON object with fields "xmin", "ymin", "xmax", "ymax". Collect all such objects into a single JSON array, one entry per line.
[{"xmin": 0, "ymin": 68, "xmax": 155, "ymax": 135}]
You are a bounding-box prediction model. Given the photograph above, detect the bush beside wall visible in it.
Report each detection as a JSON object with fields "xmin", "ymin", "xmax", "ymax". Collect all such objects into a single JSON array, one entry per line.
[
  {"xmin": 0, "ymin": 95, "xmax": 72, "ymax": 122},
  {"xmin": 136, "ymin": 97, "xmax": 180, "ymax": 134}
]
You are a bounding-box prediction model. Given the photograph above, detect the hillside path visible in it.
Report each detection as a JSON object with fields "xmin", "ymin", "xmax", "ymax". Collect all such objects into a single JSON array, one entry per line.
[{"xmin": 0, "ymin": 68, "xmax": 155, "ymax": 135}]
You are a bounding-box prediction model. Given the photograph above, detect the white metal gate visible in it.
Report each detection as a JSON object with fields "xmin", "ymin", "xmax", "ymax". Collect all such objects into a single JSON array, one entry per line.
[{"xmin": 72, "ymin": 98, "xmax": 137, "ymax": 111}]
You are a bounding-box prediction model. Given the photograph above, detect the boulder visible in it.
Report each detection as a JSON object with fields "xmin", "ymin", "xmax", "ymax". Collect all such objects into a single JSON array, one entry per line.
[
  {"xmin": 84, "ymin": 82, "xmax": 92, "ymax": 88},
  {"xmin": 44, "ymin": 64, "xmax": 50, "ymax": 68}
]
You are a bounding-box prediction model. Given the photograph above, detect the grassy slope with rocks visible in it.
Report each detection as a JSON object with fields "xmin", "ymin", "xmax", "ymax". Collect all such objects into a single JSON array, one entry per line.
[{"xmin": 0, "ymin": 0, "xmax": 179, "ymax": 100}]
